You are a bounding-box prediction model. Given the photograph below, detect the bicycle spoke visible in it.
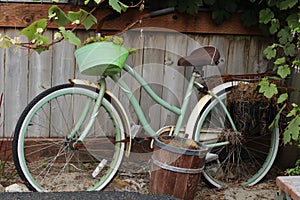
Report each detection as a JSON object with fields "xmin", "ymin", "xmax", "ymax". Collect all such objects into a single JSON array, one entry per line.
[
  {"xmin": 196, "ymin": 81, "xmax": 279, "ymax": 187},
  {"xmin": 13, "ymin": 85, "xmax": 125, "ymax": 191}
]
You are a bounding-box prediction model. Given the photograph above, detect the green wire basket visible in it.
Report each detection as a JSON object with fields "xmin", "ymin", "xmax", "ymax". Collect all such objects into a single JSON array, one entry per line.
[{"xmin": 74, "ymin": 41, "xmax": 130, "ymax": 76}]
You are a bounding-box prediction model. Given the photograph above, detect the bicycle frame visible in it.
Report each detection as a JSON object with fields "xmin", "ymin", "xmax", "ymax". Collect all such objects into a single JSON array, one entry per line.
[
  {"xmin": 72, "ymin": 64, "xmax": 235, "ymax": 146},
  {"xmin": 112, "ymin": 64, "xmax": 197, "ymax": 138}
]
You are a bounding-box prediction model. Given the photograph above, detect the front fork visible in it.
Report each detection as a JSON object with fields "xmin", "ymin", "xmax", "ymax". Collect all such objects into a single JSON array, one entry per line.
[{"xmin": 67, "ymin": 77, "xmax": 107, "ymax": 147}]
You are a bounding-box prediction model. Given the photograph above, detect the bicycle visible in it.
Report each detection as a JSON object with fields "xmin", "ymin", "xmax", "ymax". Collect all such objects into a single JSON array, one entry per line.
[{"xmin": 12, "ymin": 8, "xmax": 279, "ymax": 192}]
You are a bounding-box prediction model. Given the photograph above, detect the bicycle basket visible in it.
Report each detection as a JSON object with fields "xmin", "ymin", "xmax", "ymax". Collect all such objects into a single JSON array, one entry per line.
[{"xmin": 74, "ymin": 41, "xmax": 130, "ymax": 76}]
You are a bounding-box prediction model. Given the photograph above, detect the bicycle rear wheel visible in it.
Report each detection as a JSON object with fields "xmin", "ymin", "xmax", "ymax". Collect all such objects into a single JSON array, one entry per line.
[
  {"xmin": 13, "ymin": 84, "xmax": 125, "ymax": 192},
  {"xmin": 192, "ymin": 81, "xmax": 279, "ymax": 187}
]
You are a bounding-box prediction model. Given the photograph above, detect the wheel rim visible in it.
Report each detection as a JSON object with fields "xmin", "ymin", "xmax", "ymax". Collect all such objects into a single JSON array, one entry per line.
[
  {"xmin": 14, "ymin": 86, "xmax": 125, "ymax": 191},
  {"xmin": 194, "ymin": 85, "xmax": 279, "ymax": 187}
]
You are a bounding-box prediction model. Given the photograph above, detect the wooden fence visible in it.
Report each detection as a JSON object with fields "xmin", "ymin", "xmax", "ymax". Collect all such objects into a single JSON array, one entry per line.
[{"xmin": 0, "ymin": 28, "xmax": 270, "ymax": 137}]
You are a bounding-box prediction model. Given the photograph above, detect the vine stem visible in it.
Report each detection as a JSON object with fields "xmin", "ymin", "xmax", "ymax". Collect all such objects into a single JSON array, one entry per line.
[
  {"xmin": 15, "ymin": 4, "xmax": 99, "ymax": 50},
  {"xmin": 14, "ymin": 0, "xmax": 145, "ymax": 50}
]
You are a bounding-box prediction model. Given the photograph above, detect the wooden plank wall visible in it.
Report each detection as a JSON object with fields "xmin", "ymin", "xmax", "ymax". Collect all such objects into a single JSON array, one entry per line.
[{"xmin": 0, "ymin": 28, "xmax": 269, "ymax": 137}]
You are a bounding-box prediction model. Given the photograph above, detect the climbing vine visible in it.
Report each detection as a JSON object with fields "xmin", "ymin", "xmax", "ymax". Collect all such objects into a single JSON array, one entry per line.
[
  {"xmin": 169, "ymin": 0, "xmax": 300, "ymax": 144},
  {"xmin": 257, "ymin": 0, "xmax": 299, "ymax": 144}
]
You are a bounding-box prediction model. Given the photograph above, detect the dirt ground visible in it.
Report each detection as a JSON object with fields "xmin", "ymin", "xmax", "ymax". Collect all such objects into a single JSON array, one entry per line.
[
  {"xmin": 194, "ymin": 179, "xmax": 278, "ymax": 200},
  {"xmin": 0, "ymin": 160, "xmax": 281, "ymax": 200},
  {"xmin": 104, "ymin": 170, "xmax": 279, "ymax": 200},
  {"xmin": 1, "ymin": 139, "xmax": 284, "ymax": 199},
  {"xmin": 104, "ymin": 158, "xmax": 281, "ymax": 200}
]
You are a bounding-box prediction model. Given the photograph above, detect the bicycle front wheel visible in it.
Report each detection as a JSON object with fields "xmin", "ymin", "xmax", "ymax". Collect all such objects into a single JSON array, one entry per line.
[
  {"xmin": 13, "ymin": 84, "xmax": 125, "ymax": 192},
  {"xmin": 193, "ymin": 81, "xmax": 279, "ymax": 187}
]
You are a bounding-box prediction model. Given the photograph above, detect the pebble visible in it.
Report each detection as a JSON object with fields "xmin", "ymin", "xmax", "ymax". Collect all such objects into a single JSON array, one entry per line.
[
  {"xmin": 4, "ymin": 183, "xmax": 30, "ymax": 192},
  {"xmin": 0, "ymin": 184, "xmax": 5, "ymax": 192}
]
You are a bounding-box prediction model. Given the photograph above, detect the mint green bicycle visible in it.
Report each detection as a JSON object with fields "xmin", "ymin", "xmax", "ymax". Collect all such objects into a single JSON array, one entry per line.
[{"xmin": 12, "ymin": 9, "xmax": 279, "ymax": 193}]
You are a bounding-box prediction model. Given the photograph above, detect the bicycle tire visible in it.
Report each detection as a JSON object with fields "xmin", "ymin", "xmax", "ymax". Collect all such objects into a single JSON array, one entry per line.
[
  {"xmin": 13, "ymin": 84, "xmax": 126, "ymax": 192},
  {"xmin": 192, "ymin": 81, "xmax": 279, "ymax": 187}
]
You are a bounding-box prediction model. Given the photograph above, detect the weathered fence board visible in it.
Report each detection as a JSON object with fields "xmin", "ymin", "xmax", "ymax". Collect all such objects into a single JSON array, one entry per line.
[
  {"xmin": 52, "ymin": 39, "xmax": 76, "ymax": 86},
  {"xmin": 0, "ymin": 29, "xmax": 4, "ymax": 138},
  {"xmin": 0, "ymin": 28, "xmax": 270, "ymax": 137},
  {"xmin": 162, "ymin": 33, "xmax": 187, "ymax": 127},
  {"xmin": 29, "ymin": 31, "xmax": 53, "ymax": 100},
  {"xmin": 4, "ymin": 29, "xmax": 29, "ymax": 137},
  {"xmin": 140, "ymin": 32, "xmax": 166, "ymax": 131}
]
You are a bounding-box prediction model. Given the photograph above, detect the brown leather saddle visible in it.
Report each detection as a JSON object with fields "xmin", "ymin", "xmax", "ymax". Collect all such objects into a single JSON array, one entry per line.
[{"xmin": 177, "ymin": 46, "xmax": 220, "ymax": 67}]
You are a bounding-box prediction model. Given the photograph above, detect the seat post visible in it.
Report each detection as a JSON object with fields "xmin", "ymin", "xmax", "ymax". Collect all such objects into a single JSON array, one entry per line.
[{"xmin": 173, "ymin": 72, "xmax": 199, "ymax": 136}]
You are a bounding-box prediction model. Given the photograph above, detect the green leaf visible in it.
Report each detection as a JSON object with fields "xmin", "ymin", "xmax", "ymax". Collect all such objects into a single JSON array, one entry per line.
[
  {"xmin": 82, "ymin": 14, "xmax": 97, "ymax": 30},
  {"xmin": 68, "ymin": 9, "xmax": 97, "ymax": 30},
  {"xmin": 58, "ymin": 27, "xmax": 81, "ymax": 46},
  {"xmin": 283, "ymin": 115, "xmax": 300, "ymax": 144},
  {"xmin": 278, "ymin": 28, "xmax": 293, "ymax": 44},
  {"xmin": 283, "ymin": 129, "xmax": 292, "ymax": 144},
  {"xmin": 20, "ymin": 19, "xmax": 47, "ymax": 41},
  {"xmin": 277, "ymin": 93, "xmax": 288, "ymax": 104},
  {"xmin": 277, "ymin": 64, "xmax": 291, "ymax": 78},
  {"xmin": 263, "ymin": 45, "xmax": 277, "ymax": 60},
  {"xmin": 33, "ymin": 34, "xmax": 50, "ymax": 54},
  {"xmin": 48, "ymin": 5, "xmax": 70, "ymax": 27},
  {"xmin": 287, "ymin": 104, "xmax": 300, "ymax": 117},
  {"xmin": 109, "ymin": 0, "xmax": 121, "ymax": 13},
  {"xmin": 267, "ymin": 0, "xmax": 277, "ymax": 7},
  {"xmin": 109, "ymin": 0, "xmax": 128, "ymax": 13},
  {"xmin": 284, "ymin": 42, "xmax": 296, "ymax": 56},
  {"xmin": 36, "ymin": 35, "xmax": 50, "ymax": 45},
  {"xmin": 287, "ymin": 13, "xmax": 300, "ymax": 29},
  {"xmin": 35, "ymin": 47, "xmax": 48, "ymax": 54},
  {"xmin": 67, "ymin": 11, "xmax": 79, "ymax": 22},
  {"xmin": 293, "ymin": 58, "xmax": 300, "ymax": 67},
  {"xmin": 118, "ymin": 1, "xmax": 128, "ymax": 12},
  {"xmin": 269, "ymin": 19, "xmax": 280, "ymax": 34},
  {"xmin": 278, "ymin": 0, "xmax": 298, "ymax": 10},
  {"xmin": 258, "ymin": 77, "xmax": 278, "ymax": 98},
  {"xmin": 274, "ymin": 57, "xmax": 286, "ymax": 65},
  {"xmin": 259, "ymin": 8, "xmax": 274, "ymax": 24}
]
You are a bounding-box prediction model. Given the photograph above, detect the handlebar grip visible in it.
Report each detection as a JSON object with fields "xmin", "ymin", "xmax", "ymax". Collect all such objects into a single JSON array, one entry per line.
[{"xmin": 149, "ymin": 7, "xmax": 175, "ymax": 18}]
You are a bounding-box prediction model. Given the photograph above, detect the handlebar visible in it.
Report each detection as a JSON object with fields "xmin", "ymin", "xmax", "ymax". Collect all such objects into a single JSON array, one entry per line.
[
  {"xmin": 98, "ymin": 7, "xmax": 176, "ymax": 35},
  {"xmin": 149, "ymin": 7, "xmax": 176, "ymax": 18}
]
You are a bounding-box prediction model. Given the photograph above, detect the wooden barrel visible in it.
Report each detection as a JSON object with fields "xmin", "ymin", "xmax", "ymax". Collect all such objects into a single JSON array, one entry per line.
[{"xmin": 149, "ymin": 136, "xmax": 208, "ymax": 200}]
